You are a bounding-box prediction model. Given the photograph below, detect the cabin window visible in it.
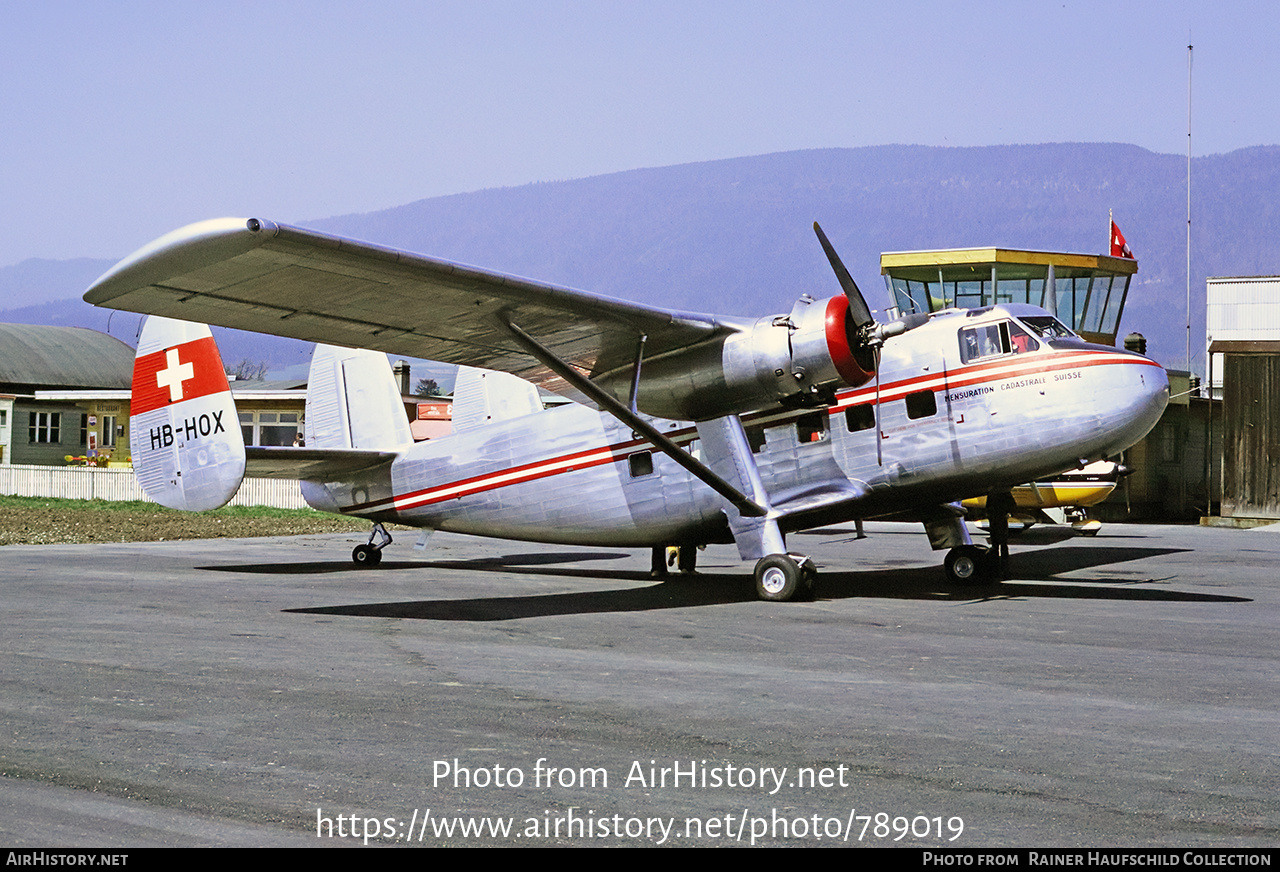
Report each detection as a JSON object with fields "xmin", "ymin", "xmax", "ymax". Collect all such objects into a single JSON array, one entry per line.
[
  {"xmin": 959, "ymin": 320, "xmax": 1038, "ymax": 364},
  {"xmin": 745, "ymin": 426, "xmax": 766, "ymax": 453},
  {"xmin": 905, "ymin": 391, "xmax": 937, "ymax": 420},
  {"xmin": 1021, "ymin": 315, "xmax": 1075, "ymax": 340},
  {"xmin": 796, "ymin": 412, "xmax": 829, "ymax": 444},
  {"xmin": 845, "ymin": 404, "xmax": 875, "ymax": 433},
  {"xmin": 629, "ymin": 451, "xmax": 654, "ymax": 477}
]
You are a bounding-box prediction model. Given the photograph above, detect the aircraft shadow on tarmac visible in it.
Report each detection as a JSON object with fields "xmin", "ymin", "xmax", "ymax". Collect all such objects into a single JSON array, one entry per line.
[{"xmin": 256, "ymin": 541, "xmax": 1248, "ymax": 622}]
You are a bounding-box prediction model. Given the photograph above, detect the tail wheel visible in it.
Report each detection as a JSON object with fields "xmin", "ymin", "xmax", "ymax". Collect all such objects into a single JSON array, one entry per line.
[
  {"xmin": 944, "ymin": 545, "xmax": 996, "ymax": 587},
  {"xmin": 352, "ymin": 544, "xmax": 382, "ymax": 567}
]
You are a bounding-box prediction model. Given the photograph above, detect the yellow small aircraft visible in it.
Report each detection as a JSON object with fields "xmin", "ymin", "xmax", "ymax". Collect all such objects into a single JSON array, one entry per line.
[{"xmin": 963, "ymin": 460, "xmax": 1130, "ymax": 536}]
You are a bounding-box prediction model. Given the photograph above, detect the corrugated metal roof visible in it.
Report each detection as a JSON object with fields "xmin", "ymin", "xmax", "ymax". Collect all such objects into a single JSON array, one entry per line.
[
  {"xmin": 1207, "ymin": 277, "xmax": 1280, "ymax": 339},
  {"xmin": 0, "ymin": 323, "xmax": 133, "ymax": 389}
]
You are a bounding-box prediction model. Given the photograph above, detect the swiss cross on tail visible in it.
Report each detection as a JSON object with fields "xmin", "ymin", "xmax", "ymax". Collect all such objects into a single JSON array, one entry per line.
[
  {"xmin": 157, "ymin": 348, "xmax": 194, "ymax": 401},
  {"xmin": 131, "ymin": 335, "xmax": 230, "ymax": 416},
  {"xmin": 129, "ymin": 317, "xmax": 246, "ymax": 512}
]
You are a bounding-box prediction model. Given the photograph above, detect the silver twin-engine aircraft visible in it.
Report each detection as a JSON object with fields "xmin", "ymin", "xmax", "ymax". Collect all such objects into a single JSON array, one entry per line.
[{"xmin": 84, "ymin": 218, "xmax": 1169, "ymax": 601}]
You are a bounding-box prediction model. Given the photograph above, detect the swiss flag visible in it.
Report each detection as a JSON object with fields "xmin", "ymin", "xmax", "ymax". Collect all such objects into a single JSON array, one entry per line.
[
  {"xmin": 1110, "ymin": 220, "xmax": 1135, "ymax": 259},
  {"xmin": 131, "ymin": 336, "xmax": 231, "ymax": 416}
]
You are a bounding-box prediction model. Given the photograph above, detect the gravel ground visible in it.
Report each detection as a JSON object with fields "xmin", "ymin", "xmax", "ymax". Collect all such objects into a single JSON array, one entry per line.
[{"xmin": 0, "ymin": 499, "xmax": 370, "ymax": 546}]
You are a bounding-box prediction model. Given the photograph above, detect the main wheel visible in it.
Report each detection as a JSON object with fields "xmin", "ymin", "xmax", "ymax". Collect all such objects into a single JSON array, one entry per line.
[
  {"xmin": 352, "ymin": 544, "xmax": 382, "ymax": 567},
  {"xmin": 754, "ymin": 554, "xmax": 803, "ymax": 602},
  {"xmin": 944, "ymin": 545, "xmax": 995, "ymax": 587}
]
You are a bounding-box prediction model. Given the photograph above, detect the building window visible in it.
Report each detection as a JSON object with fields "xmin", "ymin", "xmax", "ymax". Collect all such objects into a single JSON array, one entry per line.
[
  {"xmin": 80, "ymin": 414, "xmax": 89, "ymax": 446},
  {"xmin": 905, "ymin": 391, "xmax": 938, "ymax": 420},
  {"xmin": 102, "ymin": 415, "xmax": 117, "ymax": 448},
  {"xmin": 29, "ymin": 412, "xmax": 61, "ymax": 444},
  {"xmin": 240, "ymin": 410, "xmax": 301, "ymax": 446},
  {"xmin": 745, "ymin": 425, "xmax": 766, "ymax": 453}
]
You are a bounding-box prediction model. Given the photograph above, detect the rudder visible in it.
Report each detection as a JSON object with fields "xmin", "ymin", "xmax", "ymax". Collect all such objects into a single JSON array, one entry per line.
[{"xmin": 130, "ymin": 317, "xmax": 245, "ymax": 510}]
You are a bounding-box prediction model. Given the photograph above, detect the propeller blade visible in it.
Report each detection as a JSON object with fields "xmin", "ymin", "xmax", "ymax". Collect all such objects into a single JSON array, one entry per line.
[
  {"xmin": 813, "ymin": 222, "xmax": 874, "ymax": 329},
  {"xmin": 873, "ymin": 345, "xmax": 883, "ymax": 467}
]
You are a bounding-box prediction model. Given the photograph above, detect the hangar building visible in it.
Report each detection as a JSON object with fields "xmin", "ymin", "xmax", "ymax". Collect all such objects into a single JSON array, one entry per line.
[{"xmin": 0, "ymin": 323, "xmax": 133, "ymax": 466}]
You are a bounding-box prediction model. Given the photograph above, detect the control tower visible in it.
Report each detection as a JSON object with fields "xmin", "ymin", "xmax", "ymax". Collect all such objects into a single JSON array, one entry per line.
[{"xmin": 880, "ymin": 248, "xmax": 1137, "ymax": 346}]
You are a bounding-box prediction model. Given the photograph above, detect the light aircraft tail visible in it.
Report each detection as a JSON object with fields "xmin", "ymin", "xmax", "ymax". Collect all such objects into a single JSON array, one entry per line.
[
  {"xmin": 450, "ymin": 365, "xmax": 543, "ymax": 432},
  {"xmin": 305, "ymin": 345, "xmax": 414, "ymax": 451},
  {"xmin": 130, "ymin": 316, "xmax": 246, "ymax": 510}
]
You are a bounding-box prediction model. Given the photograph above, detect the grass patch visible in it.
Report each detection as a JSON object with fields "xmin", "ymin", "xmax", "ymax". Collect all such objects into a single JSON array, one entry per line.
[
  {"xmin": 0, "ymin": 494, "xmax": 372, "ymax": 545},
  {"xmin": 0, "ymin": 494, "xmax": 333, "ymax": 520}
]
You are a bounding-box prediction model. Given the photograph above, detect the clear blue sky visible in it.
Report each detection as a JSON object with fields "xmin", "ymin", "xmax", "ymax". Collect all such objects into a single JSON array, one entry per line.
[{"xmin": 2, "ymin": 0, "xmax": 1275, "ymax": 268}]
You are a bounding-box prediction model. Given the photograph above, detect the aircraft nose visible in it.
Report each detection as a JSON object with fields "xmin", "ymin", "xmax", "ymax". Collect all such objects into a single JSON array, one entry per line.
[{"xmin": 1128, "ymin": 356, "xmax": 1169, "ymax": 435}]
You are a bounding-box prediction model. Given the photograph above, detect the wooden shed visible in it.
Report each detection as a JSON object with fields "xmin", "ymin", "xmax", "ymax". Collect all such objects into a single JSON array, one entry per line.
[{"xmin": 1210, "ymin": 339, "xmax": 1280, "ymax": 520}]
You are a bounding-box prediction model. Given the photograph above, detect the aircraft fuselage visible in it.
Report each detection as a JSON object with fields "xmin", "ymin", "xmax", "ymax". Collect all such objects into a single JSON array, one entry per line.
[{"xmin": 301, "ymin": 304, "xmax": 1169, "ymax": 549}]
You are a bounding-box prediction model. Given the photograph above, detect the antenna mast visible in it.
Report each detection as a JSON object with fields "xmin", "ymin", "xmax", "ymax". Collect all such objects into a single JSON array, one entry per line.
[{"xmin": 1187, "ymin": 42, "xmax": 1193, "ymax": 384}]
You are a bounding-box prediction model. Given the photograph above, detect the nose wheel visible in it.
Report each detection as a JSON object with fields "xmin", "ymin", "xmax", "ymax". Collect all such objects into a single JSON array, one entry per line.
[
  {"xmin": 352, "ymin": 522, "xmax": 392, "ymax": 568},
  {"xmin": 753, "ymin": 554, "xmax": 817, "ymax": 602}
]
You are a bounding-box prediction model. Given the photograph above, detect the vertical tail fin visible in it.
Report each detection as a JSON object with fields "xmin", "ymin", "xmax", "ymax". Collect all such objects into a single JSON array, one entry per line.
[
  {"xmin": 130, "ymin": 317, "xmax": 245, "ymax": 510},
  {"xmin": 451, "ymin": 366, "xmax": 543, "ymax": 432},
  {"xmin": 306, "ymin": 345, "xmax": 413, "ymax": 451}
]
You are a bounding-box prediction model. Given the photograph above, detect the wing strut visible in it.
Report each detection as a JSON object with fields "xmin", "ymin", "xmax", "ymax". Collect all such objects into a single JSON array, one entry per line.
[
  {"xmin": 628, "ymin": 333, "xmax": 647, "ymax": 414},
  {"xmin": 502, "ymin": 319, "xmax": 767, "ymax": 518}
]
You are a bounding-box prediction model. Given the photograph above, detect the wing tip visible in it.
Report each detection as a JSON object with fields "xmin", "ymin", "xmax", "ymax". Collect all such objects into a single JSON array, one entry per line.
[{"xmin": 84, "ymin": 217, "xmax": 267, "ymax": 306}]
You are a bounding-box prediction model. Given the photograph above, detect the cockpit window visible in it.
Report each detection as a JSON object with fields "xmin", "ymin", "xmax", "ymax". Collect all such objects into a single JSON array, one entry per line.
[
  {"xmin": 1020, "ymin": 316, "xmax": 1076, "ymax": 340},
  {"xmin": 959, "ymin": 320, "xmax": 1039, "ymax": 364}
]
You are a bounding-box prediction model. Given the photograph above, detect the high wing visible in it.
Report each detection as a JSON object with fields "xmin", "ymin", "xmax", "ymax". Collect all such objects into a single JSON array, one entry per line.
[{"xmin": 84, "ymin": 218, "xmax": 736, "ymax": 404}]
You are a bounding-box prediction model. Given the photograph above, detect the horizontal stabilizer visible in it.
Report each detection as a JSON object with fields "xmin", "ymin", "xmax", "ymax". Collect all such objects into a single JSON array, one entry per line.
[{"xmin": 244, "ymin": 446, "xmax": 396, "ymax": 480}]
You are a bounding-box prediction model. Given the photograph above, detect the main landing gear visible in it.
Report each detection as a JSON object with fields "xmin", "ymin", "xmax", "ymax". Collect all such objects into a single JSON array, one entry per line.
[
  {"xmin": 753, "ymin": 553, "xmax": 817, "ymax": 602},
  {"xmin": 943, "ymin": 490, "xmax": 1015, "ymax": 587},
  {"xmin": 943, "ymin": 545, "xmax": 998, "ymax": 586},
  {"xmin": 352, "ymin": 522, "xmax": 392, "ymax": 567}
]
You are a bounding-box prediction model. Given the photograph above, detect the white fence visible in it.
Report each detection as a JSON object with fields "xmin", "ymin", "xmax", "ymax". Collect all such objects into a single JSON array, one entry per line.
[{"xmin": 0, "ymin": 464, "xmax": 307, "ymax": 509}]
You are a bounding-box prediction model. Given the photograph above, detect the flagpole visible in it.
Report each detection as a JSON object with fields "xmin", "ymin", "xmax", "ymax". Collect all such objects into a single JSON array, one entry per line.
[{"xmin": 1187, "ymin": 42, "xmax": 1193, "ymax": 386}]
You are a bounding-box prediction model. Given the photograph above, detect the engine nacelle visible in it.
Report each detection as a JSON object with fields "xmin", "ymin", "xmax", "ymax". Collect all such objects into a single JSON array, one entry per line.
[
  {"xmin": 629, "ymin": 295, "xmax": 876, "ymax": 421},
  {"xmin": 723, "ymin": 293, "xmax": 875, "ymax": 409}
]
